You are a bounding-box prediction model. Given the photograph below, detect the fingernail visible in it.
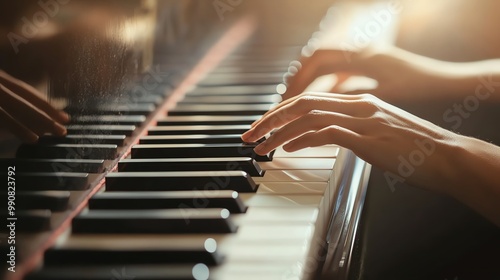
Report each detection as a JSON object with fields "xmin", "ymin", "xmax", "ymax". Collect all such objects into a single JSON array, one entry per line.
[
  {"xmin": 60, "ymin": 112, "xmax": 70, "ymax": 123},
  {"xmin": 54, "ymin": 123, "xmax": 67, "ymax": 135},
  {"xmin": 254, "ymin": 142, "xmax": 267, "ymax": 155},
  {"xmin": 283, "ymin": 141, "xmax": 299, "ymax": 152},
  {"xmin": 26, "ymin": 134, "xmax": 39, "ymax": 143},
  {"xmin": 241, "ymin": 129, "xmax": 254, "ymax": 141}
]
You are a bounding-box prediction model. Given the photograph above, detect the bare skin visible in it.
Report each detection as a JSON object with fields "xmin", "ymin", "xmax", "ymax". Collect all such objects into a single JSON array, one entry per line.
[
  {"xmin": 282, "ymin": 47, "xmax": 500, "ymax": 103},
  {"xmin": 0, "ymin": 70, "xmax": 68, "ymax": 143},
  {"xmin": 242, "ymin": 47, "xmax": 500, "ymax": 226}
]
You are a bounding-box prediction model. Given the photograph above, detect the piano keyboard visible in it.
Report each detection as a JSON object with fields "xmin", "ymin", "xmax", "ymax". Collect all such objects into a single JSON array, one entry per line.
[{"xmin": 2, "ymin": 10, "xmax": 369, "ymax": 280}]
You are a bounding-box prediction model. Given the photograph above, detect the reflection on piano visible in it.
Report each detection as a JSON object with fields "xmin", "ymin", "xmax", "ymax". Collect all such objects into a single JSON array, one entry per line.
[{"xmin": 0, "ymin": 1, "xmax": 372, "ymax": 279}]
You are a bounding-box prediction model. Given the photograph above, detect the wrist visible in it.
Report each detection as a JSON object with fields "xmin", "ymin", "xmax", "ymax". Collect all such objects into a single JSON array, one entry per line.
[{"xmin": 442, "ymin": 134, "xmax": 500, "ymax": 225}]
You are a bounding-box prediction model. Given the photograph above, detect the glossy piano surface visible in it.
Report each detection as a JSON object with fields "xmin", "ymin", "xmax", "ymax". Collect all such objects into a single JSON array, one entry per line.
[{"xmin": 0, "ymin": 1, "xmax": 371, "ymax": 280}]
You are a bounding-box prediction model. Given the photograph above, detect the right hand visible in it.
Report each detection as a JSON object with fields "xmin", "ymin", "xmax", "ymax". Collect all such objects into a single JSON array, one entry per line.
[
  {"xmin": 0, "ymin": 70, "xmax": 69, "ymax": 143},
  {"xmin": 282, "ymin": 47, "xmax": 455, "ymax": 102}
]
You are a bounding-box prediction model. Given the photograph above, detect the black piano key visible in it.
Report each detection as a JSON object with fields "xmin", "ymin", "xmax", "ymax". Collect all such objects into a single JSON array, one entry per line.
[
  {"xmin": 186, "ymin": 85, "xmax": 277, "ymax": 96},
  {"xmin": 70, "ymin": 115, "xmax": 146, "ymax": 125},
  {"xmin": 44, "ymin": 242, "xmax": 222, "ymax": 266},
  {"xmin": 65, "ymin": 103, "xmax": 155, "ymax": 115},
  {"xmin": 16, "ymin": 172, "xmax": 89, "ymax": 191},
  {"xmin": 1, "ymin": 210, "xmax": 51, "ymax": 232},
  {"xmin": 16, "ymin": 144, "xmax": 118, "ymax": 160},
  {"xmin": 148, "ymin": 125, "xmax": 249, "ymax": 135},
  {"xmin": 157, "ymin": 115, "xmax": 259, "ymax": 126},
  {"xmin": 168, "ymin": 104, "xmax": 272, "ymax": 116},
  {"xmin": 38, "ymin": 134, "xmax": 126, "ymax": 146},
  {"xmin": 72, "ymin": 209, "xmax": 237, "ymax": 234},
  {"xmin": 139, "ymin": 134, "xmax": 246, "ymax": 144},
  {"xmin": 118, "ymin": 94, "xmax": 164, "ymax": 104},
  {"xmin": 132, "ymin": 143, "xmax": 273, "ymax": 162},
  {"xmin": 0, "ymin": 158, "xmax": 104, "ymax": 173},
  {"xmin": 26, "ymin": 264, "xmax": 209, "ymax": 280},
  {"xmin": 179, "ymin": 94, "xmax": 281, "ymax": 104},
  {"xmin": 0, "ymin": 191, "xmax": 70, "ymax": 211},
  {"xmin": 66, "ymin": 125, "xmax": 136, "ymax": 136},
  {"xmin": 217, "ymin": 59, "xmax": 290, "ymax": 68},
  {"xmin": 118, "ymin": 157, "xmax": 264, "ymax": 176},
  {"xmin": 89, "ymin": 190, "xmax": 247, "ymax": 213},
  {"xmin": 197, "ymin": 73, "xmax": 283, "ymax": 86},
  {"xmin": 105, "ymin": 171, "xmax": 258, "ymax": 193},
  {"xmin": 212, "ymin": 65, "xmax": 288, "ymax": 73}
]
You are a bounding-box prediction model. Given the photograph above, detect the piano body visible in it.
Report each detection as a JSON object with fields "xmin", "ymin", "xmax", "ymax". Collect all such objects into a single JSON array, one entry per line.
[{"xmin": 0, "ymin": 1, "xmax": 379, "ymax": 279}]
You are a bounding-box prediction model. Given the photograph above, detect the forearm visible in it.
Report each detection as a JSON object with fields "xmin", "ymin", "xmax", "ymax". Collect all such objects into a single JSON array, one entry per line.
[
  {"xmin": 442, "ymin": 135, "xmax": 500, "ymax": 226},
  {"xmin": 394, "ymin": 48, "xmax": 500, "ymax": 102}
]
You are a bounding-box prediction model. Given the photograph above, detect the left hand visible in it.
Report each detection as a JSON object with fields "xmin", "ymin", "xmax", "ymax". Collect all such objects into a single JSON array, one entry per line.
[{"xmin": 0, "ymin": 70, "xmax": 69, "ymax": 143}]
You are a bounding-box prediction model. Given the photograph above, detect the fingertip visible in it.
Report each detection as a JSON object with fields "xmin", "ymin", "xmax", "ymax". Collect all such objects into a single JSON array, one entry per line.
[
  {"xmin": 24, "ymin": 133, "xmax": 39, "ymax": 144},
  {"xmin": 53, "ymin": 122, "xmax": 67, "ymax": 136},
  {"xmin": 282, "ymin": 142, "xmax": 295, "ymax": 152},
  {"xmin": 241, "ymin": 129, "xmax": 254, "ymax": 142},
  {"xmin": 253, "ymin": 144, "xmax": 267, "ymax": 156},
  {"xmin": 58, "ymin": 111, "xmax": 71, "ymax": 124}
]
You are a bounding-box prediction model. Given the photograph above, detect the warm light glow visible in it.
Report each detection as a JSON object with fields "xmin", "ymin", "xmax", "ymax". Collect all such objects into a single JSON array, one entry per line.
[
  {"xmin": 204, "ymin": 238, "xmax": 217, "ymax": 253},
  {"xmin": 192, "ymin": 263, "xmax": 210, "ymax": 280},
  {"xmin": 276, "ymin": 83, "xmax": 287, "ymax": 94}
]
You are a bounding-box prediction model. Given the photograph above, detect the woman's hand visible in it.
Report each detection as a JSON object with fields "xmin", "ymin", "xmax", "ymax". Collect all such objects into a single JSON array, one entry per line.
[
  {"xmin": 0, "ymin": 70, "xmax": 69, "ymax": 143},
  {"xmin": 243, "ymin": 92, "xmax": 457, "ymax": 193},
  {"xmin": 282, "ymin": 47, "xmax": 471, "ymax": 102},
  {"xmin": 242, "ymin": 92, "xmax": 500, "ymax": 225}
]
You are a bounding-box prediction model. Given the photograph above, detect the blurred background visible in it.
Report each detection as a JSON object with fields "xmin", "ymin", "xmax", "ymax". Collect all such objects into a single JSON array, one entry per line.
[{"xmin": 0, "ymin": 1, "xmax": 499, "ymax": 279}]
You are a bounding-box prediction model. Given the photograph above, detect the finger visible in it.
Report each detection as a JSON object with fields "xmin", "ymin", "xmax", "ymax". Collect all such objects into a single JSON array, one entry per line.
[
  {"xmin": 246, "ymin": 93, "xmax": 363, "ymax": 139},
  {"xmin": 282, "ymin": 125, "xmax": 361, "ymax": 153},
  {"xmin": 0, "ymin": 72, "xmax": 70, "ymax": 123},
  {"xmin": 252, "ymin": 111, "xmax": 363, "ymax": 155},
  {"xmin": 251, "ymin": 92, "xmax": 362, "ymax": 128},
  {"xmin": 340, "ymin": 88, "xmax": 383, "ymax": 97},
  {"xmin": 0, "ymin": 106, "xmax": 38, "ymax": 143},
  {"xmin": 283, "ymin": 49, "xmax": 359, "ymax": 100},
  {"xmin": 0, "ymin": 84, "xmax": 67, "ymax": 137}
]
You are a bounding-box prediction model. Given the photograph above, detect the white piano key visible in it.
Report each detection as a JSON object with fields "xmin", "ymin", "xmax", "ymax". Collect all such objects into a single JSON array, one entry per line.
[
  {"xmin": 258, "ymin": 158, "xmax": 336, "ymax": 170},
  {"xmin": 62, "ymin": 224, "xmax": 315, "ymax": 247},
  {"xmin": 210, "ymin": 262, "xmax": 305, "ymax": 280},
  {"xmin": 235, "ymin": 224, "xmax": 314, "ymax": 240},
  {"xmin": 239, "ymin": 194, "xmax": 323, "ymax": 208},
  {"xmin": 274, "ymin": 145, "xmax": 339, "ymax": 158},
  {"xmin": 256, "ymin": 182, "xmax": 326, "ymax": 194},
  {"xmin": 230, "ymin": 207, "xmax": 319, "ymax": 226},
  {"xmin": 219, "ymin": 242, "xmax": 309, "ymax": 263},
  {"xmin": 254, "ymin": 170, "xmax": 333, "ymax": 182},
  {"xmin": 59, "ymin": 235, "xmax": 213, "ymax": 250}
]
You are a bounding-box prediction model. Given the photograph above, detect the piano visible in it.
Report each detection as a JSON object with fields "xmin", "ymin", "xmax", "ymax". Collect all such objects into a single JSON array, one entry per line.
[{"xmin": 0, "ymin": 1, "xmax": 374, "ymax": 279}]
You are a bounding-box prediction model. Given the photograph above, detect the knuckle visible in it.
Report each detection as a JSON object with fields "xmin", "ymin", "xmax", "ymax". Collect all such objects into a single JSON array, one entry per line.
[
  {"xmin": 306, "ymin": 109, "xmax": 323, "ymax": 116},
  {"xmin": 293, "ymin": 95, "xmax": 314, "ymax": 108},
  {"xmin": 369, "ymin": 111, "xmax": 391, "ymax": 125},
  {"xmin": 358, "ymin": 92, "xmax": 377, "ymax": 101},
  {"xmin": 296, "ymin": 92, "xmax": 309, "ymax": 99},
  {"xmin": 326, "ymin": 125, "xmax": 340, "ymax": 132},
  {"xmin": 353, "ymin": 93, "xmax": 381, "ymax": 114},
  {"xmin": 325, "ymin": 125, "xmax": 341, "ymax": 137}
]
